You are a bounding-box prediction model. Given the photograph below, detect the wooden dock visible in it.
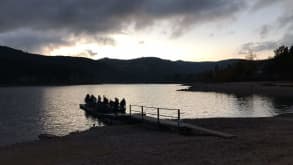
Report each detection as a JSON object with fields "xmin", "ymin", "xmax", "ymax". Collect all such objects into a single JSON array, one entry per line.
[
  {"xmin": 130, "ymin": 113, "xmax": 236, "ymax": 138},
  {"xmin": 80, "ymin": 104, "xmax": 236, "ymax": 139}
]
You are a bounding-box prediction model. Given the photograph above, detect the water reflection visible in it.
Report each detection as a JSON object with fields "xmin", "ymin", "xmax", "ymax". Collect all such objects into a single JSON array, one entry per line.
[
  {"xmin": 0, "ymin": 84, "xmax": 293, "ymax": 146},
  {"xmin": 0, "ymin": 87, "xmax": 45, "ymax": 145},
  {"xmin": 266, "ymin": 96, "xmax": 293, "ymax": 114},
  {"xmin": 38, "ymin": 86, "xmax": 102, "ymax": 136},
  {"xmin": 215, "ymin": 93, "xmax": 293, "ymax": 117},
  {"xmin": 230, "ymin": 94, "xmax": 276, "ymax": 117},
  {"xmin": 0, "ymin": 86, "xmax": 100, "ymax": 146}
]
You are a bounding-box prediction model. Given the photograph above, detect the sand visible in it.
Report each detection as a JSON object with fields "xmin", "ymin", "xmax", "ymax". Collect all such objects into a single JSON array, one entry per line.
[{"xmin": 1, "ymin": 114, "xmax": 293, "ymax": 165}]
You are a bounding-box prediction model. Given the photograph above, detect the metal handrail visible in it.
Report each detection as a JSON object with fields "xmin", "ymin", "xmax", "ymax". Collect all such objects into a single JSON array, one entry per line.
[
  {"xmin": 158, "ymin": 114, "xmax": 178, "ymax": 118},
  {"xmin": 145, "ymin": 112, "xmax": 158, "ymax": 116},
  {"xmin": 130, "ymin": 105, "xmax": 179, "ymax": 111},
  {"xmin": 130, "ymin": 109, "xmax": 184, "ymax": 115},
  {"xmin": 131, "ymin": 110, "xmax": 143, "ymax": 113},
  {"xmin": 143, "ymin": 112, "xmax": 177, "ymax": 119},
  {"xmin": 129, "ymin": 104, "xmax": 181, "ymax": 128}
]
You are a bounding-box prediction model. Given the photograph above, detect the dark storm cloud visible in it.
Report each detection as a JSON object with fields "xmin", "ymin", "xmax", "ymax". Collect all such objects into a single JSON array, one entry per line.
[
  {"xmin": 0, "ymin": 0, "xmax": 246, "ymax": 52},
  {"xmin": 92, "ymin": 37, "xmax": 116, "ymax": 46},
  {"xmin": 252, "ymin": 0, "xmax": 277, "ymax": 10},
  {"xmin": 251, "ymin": 0, "xmax": 293, "ymax": 35},
  {"xmin": 0, "ymin": 0, "xmax": 246, "ymax": 33},
  {"xmin": 75, "ymin": 49, "xmax": 98, "ymax": 58},
  {"xmin": 239, "ymin": 0, "xmax": 293, "ymax": 56},
  {"xmin": 259, "ymin": 25, "xmax": 271, "ymax": 38},
  {"xmin": 86, "ymin": 49, "xmax": 98, "ymax": 56},
  {"xmin": 239, "ymin": 41, "xmax": 278, "ymax": 54},
  {"xmin": 280, "ymin": 33, "xmax": 293, "ymax": 45},
  {"xmin": 0, "ymin": 29, "xmax": 115, "ymax": 53},
  {"xmin": 239, "ymin": 33, "xmax": 293, "ymax": 55},
  {"xmin": 278, "ymin": 14, "xmax": 293, "ymax": 30},
  {"xmin": 0, "ymin": 29, "xmax": 72, "ymax": 53}
]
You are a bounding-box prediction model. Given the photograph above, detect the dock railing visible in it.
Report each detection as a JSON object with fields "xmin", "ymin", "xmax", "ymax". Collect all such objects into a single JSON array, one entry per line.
[{"xmin": 129, "ymin": 105, "xmax": 181, "ymax": 128}]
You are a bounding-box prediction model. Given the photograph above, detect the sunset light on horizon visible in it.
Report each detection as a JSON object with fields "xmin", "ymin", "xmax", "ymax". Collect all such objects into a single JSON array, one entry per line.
[{"xmin": 0, "ymin": 0, "xmax": 292, "ymax": 61}]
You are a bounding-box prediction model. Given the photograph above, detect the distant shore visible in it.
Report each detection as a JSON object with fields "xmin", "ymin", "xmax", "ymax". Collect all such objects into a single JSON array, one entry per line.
[
  {"xmin": 1, "ymin": 114, "xmax": 293, "ymax": 165},
  {"xmin": 182, "ymin": 82, "xmax": 293, "ymax": 97}
]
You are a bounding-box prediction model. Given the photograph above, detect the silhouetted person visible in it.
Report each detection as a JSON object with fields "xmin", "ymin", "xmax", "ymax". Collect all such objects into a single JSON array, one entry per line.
[
  {"xmin": 97, "ymin": 95, "xmax": 102, "ymax": 104},
  {"xmin": 102, "ymin": 96, "xmax": 109, "ymax": 112},
  {"xmin": 85, "ymin": 94, "xmax": 90, "ymax": 104},
  {"xmin": 94, "ymin": 95, "xmax": 102, "ymax": 112},
  {"xmin": 120, "ymin": 98, "xmax": 126, "ymax": 113},
  {"xmin": 103, "ymin": 96, "xmax": 109, "ymax": 105},
  {"xmin": 114, "ymin": 98, "xmax": 119, "ymax": 113},
  {"xmin": 88, "ymin": 95, "xmax": 96, "ymax": 107},
  {"xmin": 92, "ymin": 95, "xmax": 97, "ymax": 104},
  {"xmin": 110, "ymin": 100, "xmax": 115, "ymax": 112}
]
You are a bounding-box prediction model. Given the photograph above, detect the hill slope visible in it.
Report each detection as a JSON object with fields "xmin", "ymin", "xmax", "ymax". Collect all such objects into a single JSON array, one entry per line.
[{"xmin": 0, "ymin": 46, "xmax": 240, "ymax": 85}]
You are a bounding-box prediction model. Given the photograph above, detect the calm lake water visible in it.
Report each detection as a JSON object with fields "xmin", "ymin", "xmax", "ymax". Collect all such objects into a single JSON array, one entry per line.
[{"xmin": 0, "ymin": 84, "xmax": 293, "ymax": 146}]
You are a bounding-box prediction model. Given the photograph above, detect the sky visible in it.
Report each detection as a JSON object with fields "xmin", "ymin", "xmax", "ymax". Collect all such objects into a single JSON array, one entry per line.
[{"xmin": 0, "ymin": 0, "xmax": 293, "ymax": 62}]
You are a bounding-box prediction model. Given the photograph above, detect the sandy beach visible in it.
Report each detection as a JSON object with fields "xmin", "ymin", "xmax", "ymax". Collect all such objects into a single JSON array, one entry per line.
[
  {"xmin": 1, "ymin": 114, "xmax": 293, "ymax": 165},
  {"xmin": 184, "ymin": 82, "xmax": 293, "ymax": 97}
]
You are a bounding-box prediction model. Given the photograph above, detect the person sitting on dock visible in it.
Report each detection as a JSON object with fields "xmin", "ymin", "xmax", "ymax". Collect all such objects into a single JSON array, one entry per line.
[
  {"xmin": 109, "ymin": 100, "xmax": 115, "ymax": 112},
  {"xmin": 85, "ymin": 94, "xmax": 90, "ymax": 104},
  {"xmin": 92, "ymin": 95, "xmax": 97, "ymax": 104},
  {"xmin": 94, "ymin": 95, "xmax": 102, "ymax": 111},
  {"xmin": 119, "ymin": 98, "xmax": 126, "ymax": 113},
  {"xmin": 101, "ymin": 96, "xmax": 109, "ymax": 112},
  {"xmin": 103, "ymin": 96, "xmax": 109, "ymax": 105},
  {"xmin": 114, "ymin": 98, "xmax": 119, "ymax": 113},
  {"xmin": 88, "ymin": 95, "xmax": 97, "ymax": 107},
  {"xmin": 83, "ymin": 94, "xmax": 126, "ymax": 114},
  {"xmin": 97, "ymin": 95, "xmax": 102, "ymax": 104}
]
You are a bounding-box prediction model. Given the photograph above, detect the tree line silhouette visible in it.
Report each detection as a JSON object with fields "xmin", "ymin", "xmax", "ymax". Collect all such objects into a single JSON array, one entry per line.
[
  {"xmin": 196, "ymin": 45, "xmax": 293, "ymax": 82},
  {"xmin": 2, "ymin": 45, "xmax": 291, "ymax": 84}
]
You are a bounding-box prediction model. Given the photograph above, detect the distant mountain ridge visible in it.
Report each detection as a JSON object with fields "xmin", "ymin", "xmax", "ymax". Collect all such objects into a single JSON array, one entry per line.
[{"xmin": 0, "ymin": 45, "xmax": 242, "ymax": 85}]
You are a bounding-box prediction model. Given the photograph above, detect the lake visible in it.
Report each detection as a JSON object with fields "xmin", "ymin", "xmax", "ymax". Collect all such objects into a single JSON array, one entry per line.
[{"xmin": 0, "ymin": 84, "xmax": 293, "ymax": 146}]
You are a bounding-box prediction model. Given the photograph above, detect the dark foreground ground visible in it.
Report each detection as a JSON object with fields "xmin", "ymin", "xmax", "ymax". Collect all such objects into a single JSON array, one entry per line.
[{"xmin": 1, "ymin": 114, "xmax": 293, "ymax": 165}]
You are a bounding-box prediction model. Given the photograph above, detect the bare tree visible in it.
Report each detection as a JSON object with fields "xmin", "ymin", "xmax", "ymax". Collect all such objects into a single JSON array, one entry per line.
[{"xmin": 245, "ymin": 48, "xmax": 256, "ymax": 61}]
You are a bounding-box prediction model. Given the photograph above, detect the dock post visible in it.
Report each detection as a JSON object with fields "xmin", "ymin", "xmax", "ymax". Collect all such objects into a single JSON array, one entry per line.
[
  {"xmin": 141, "ymin": 106, "xmax": 144, "ymax": 120},
  {"xmin": 157, "ymin": 108, "xmax": 160, "ymax": 124},
  {"xmin": 177, "ymin": 109, "xmax": 180, "ymax": 128}
]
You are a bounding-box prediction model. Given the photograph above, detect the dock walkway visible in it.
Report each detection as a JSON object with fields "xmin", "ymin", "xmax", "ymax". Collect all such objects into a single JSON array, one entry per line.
[
  {"xmin": 130, "ymin": 113, "xmax": 236, "ymax": 138},
  {"xmin": 80, "ymin": 104, "xmax": 236, "ymax": 138}
]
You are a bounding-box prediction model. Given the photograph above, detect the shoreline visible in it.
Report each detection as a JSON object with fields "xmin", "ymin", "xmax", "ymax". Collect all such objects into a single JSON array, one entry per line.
[
  {"xmin": 182, "ymin": 81, "xmax": 293, "ymax": 97},
  {"xmin": 1, "ymin": 114, "xmax": 293, "ymax": 164},
  {"xmin": 0, "ymin": 82, "xmax": 181, "ymax": 88}
]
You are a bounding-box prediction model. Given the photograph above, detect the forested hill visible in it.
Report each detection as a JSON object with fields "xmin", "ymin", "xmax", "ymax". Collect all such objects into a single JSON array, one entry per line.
[
  {"xmin": 0, "ymin": 45, "xmax": 239, "ymax": 85},
  {"xmin": 196, "ymin": 45, "xmax": 293, "ymax": 82}
]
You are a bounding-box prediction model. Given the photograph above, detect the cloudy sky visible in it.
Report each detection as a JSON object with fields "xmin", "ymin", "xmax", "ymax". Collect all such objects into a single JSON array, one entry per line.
[{"xmin": 0, "ymin": 0, "xmax": 292, "ymax": 61}]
